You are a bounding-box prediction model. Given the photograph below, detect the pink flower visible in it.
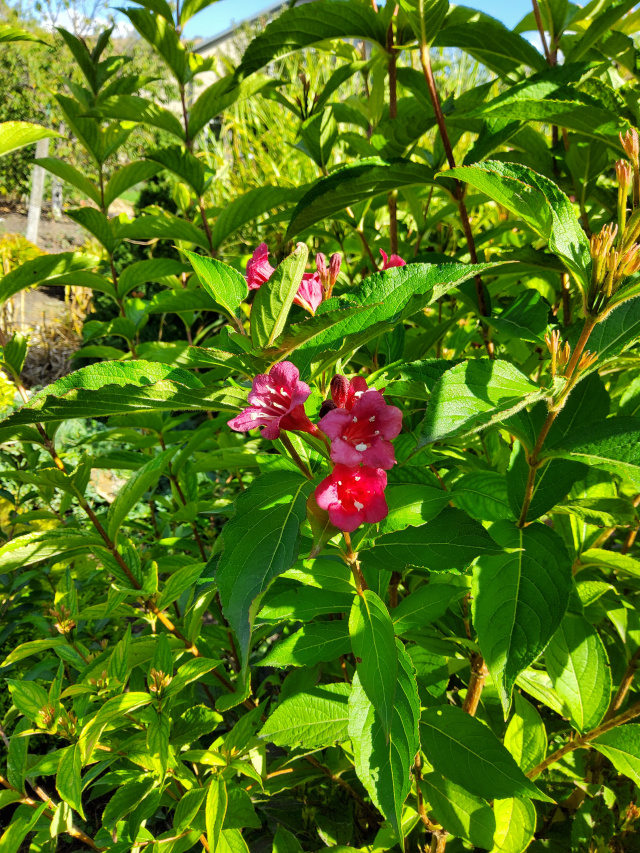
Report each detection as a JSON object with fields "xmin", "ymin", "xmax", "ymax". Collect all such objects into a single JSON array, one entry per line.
[
  {"xmin": 246, "ymin": 243, "xmax": 275, "ymax": 290},
  {"xmin": 294, "ymin": 272, "xmax": 323, "ymax": 315},
  {"xmin": 227, "ymin": 361, "xmax": 316, "ymax": 440},
  {"xmin": 315, "ymin": 464, "xmax": 388, "ymax": 532},
  {"xmin": 330, "ymin": 375, "xmax": 368, "ymax": 410},
  {"xmin": 380, "ymin": 249, "xmax": 406, "ymax": 270},
  {"xmin": 319, "ymin": 389, "xmax": 402, "ymax": 469}
]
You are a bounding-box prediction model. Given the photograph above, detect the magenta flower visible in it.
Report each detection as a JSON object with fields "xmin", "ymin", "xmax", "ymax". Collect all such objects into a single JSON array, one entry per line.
[
  {"xmin": 294, "ymin": 272, "xmax": 324, "ymax": 315},
  {"xmin": 380, "ymin": 249, "xmax": 406, "ymax": 270},
  {"xmin": 319, "ymin": 389, "xmax": 402, "ymax": 469},
  {"xmin": 246, "ymin": 243, "xmax": 275, "ymax": 290},
  {"xmin": 227, "ymin": 361, "xmax": 316, "ymax": 440},
  {"xmin": 330, "ymin": 374, "xmax": 368, "ymax": 411},
  {"xmin": 316, "ymin": 464, "xmax": 388, "ymax": 532}
]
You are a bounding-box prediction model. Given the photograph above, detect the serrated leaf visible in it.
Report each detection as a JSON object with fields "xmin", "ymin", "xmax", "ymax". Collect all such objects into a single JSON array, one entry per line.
[
  {"xmin": 361, "ymin": 507, "xmax": 502, "ymax": 573},
  {"xmin": 0, "ymin": 529, "xmax": 106, "ymax": 573},
  {"xmin": 206, "ymin": 776, "xmax": 228, "ymax": 853},
  {"xmin": 491, "ymin": 797, "xmax": 537, "ymax": 853},
  {"xmin": 420, "ymin": 359, "xmax": 542, "ymax": 444},
  {"xmin": 188, "ymin": 73, "xmax": 275, "ymax": 140},
  {"xmin": 104, "ymin": 159, "xmax": 162, "ymax": 208},
  {"xmin": 445, "ymin": 161, "xmax": 591, "ymax": 288},
  {"xmin": 0, "ymin": 121, "xmax": 60, "ymax": 157},
  {"xmin": 434, "ymin": 18, "xmax": 547, "ymax": 77},
  {"xmin": 251, "ymin": 243, "xmax": 308, "ymax": 347},
  {"xmin": 217, "ymin": 471, "xmax": 312, "ymax": 669},
  {"xmin": 260, "ymin": 682, "xmax": 350, "ymax": 748},
  {"xmin": 286, "ymin": 157, "xmax": 436, "ymax": 240},
  {"xmin": 504, "ymin": 692, "xmax": 547, "ymax": 775},
  {"xmin": 420, "ymin": 773, "xmax": 496, "ymax": 849},
  {"xmin": 592, "ymin": 724, "xmax": 640, "ymax": 786},
  {"xmin": 420, "ymin": 705, "xmax": 551, "ymax": 801},
  {"xmin": 348, "ymin": 640, "xmax": 419, "ymax": 836},
  {"xmin": 107, "ymin": 449, "xmax": 174, "ymax": 539},
  {"xmin": 238, "ymin": 1, "xmax": 386, "ymax": 77},
  {"xmin": 349, "ymin": 590, "xmax": 398, "ymax": 738},
  {"xmin": 56, "ymin": 744, "xmax": 84, "ymax": 819},
  {"xmin": 184, "ymin": 251, "xmax": 247, "ymax": 320},
  {"xmin": 546, "ymin": 612, "xmax": 612, "ymax": 733},
  {"xmin": 473, "ymin": 521, "xmax": 572, "ymax": 716},
  {"xmin": 260, "ymin": 620, "xmax": 351, "ymax": 667},
  {"xmin": 392, "ymin": 583, "xmax": 461, "ymax": 634},
  {"xmin": 210, "ymin": 185, "xmax": 306, "ymax": 251},
  {"xmin": 0, "ymin": 252, "xmax": 97, "ymax": 306}
]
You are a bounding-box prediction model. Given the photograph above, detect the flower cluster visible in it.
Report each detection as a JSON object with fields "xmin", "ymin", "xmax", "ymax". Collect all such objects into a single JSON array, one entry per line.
[
  {"xmin": 228, "ymin": 363, "xmax": 402, "ymax": 532},
  {"xmin": 245, "ymin": 244, "xmax": 406, "ymax": 316},
  {"xmin": 246, "ymin": 243, "xmax": 341, "ymax": 316}
]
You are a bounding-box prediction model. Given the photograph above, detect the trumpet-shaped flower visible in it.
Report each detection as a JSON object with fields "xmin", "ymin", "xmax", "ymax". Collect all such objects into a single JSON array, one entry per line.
[
  {"xmin": 227, "ymin": 361, "xmax": 315, "ymax": 440},
  {"xmin": 319, "ymin": 389, "xmax": 402, "ymax": 469},
  {"xmin": 294, "ymin": 272, "xmax": 324, "ymax": 315},
  {"xmin": 246, "ymin": 243, "xmax": 275, "ymax": 290},
  {"xmin": 380, "ymin": 249, "xmax": 406, "ymax": 270},
  {"xmin": 316, "ymin": 464, "xmax": 388, "ymax": 532}
]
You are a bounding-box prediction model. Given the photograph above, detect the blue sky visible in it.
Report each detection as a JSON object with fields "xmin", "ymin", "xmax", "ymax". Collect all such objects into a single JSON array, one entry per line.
[{"xmin": 183, "ymin": 0, "xmax": 533, "ymax": 40}]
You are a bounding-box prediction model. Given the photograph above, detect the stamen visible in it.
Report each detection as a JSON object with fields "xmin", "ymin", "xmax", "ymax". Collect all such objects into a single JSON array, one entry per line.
[
  {"xmin": 374, "ymin": 430, "xmax": 379, "ymax": 435},
  {"xmin": 355, "ymin": 443, "xmax": 368, "ymax": 451},
  {"xmin": 354, "ymin": 500, "xmax": 364, "ymax": 511},
  {"xmin": 352, "ymin": 417, "xmax": 358, "ymax": 423},
  {"xmin": 369, "ymin": 416, "xmax": 375, "ymax": 422},
  {"xmin": 272, "ymin": 402, "xmax": 286, "ymax": 410}
]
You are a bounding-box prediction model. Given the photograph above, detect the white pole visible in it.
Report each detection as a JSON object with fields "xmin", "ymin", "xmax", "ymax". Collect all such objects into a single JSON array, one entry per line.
[{"xmin": 25, "ymin": 137, "xmax": 50, "ymax": 245}]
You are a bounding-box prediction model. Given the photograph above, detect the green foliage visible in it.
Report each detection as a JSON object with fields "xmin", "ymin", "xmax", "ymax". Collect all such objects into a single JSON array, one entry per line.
[{"xmin": 1, "ymin": 1, "xmax": 640, "ymax": 851}]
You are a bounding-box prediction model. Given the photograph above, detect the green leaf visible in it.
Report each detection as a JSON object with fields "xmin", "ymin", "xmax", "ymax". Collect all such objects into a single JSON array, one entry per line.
[
  {"xmin": 79, "ymin": 692, "xmax": 152, "ymax": 761},
  {"xmin": 452, "ymin": 472, "xmax": 514, "ymax": 522},
  {"xmin": 286, "ymin": 157, "xmax": 435, "ymax": 240},
  {"xmin": 93, "ymin": 95, "xmax": 186, "ymax": 140},
  {"xmin": 56, "ymin": 744, "xmax": 84, "ymax": 819},
  {"xmin": 217, "ymin": 471, "xmax": 313, "ymax": 668},
  {"xmin": 377, "ymin": 483, "xmax": 451, "ymax": 535},
  {"xmin": 259, "ymin": 682, "xmax": 351, "ymax": 749},
  {"xmin": 188, "ymin": 73, "xmax": 275, "ymax": 140},
  {"xmin": 434, "ymin": 18, "xmax": 547, "ymax": 77},
  {"xmin": 206, "ymin": 776, "xmax": 228, "ymax": 853},
  {"xmin": 349, "ymin": 590, "xmax": 398, "ymax": 738},
  {"xmin": 361, "ymin": 507, "xmax": 502, "ymax": 573},
  {"xmin": 0, "ymin": 121, "xmax": 60, "ymax": 157},
  {"xmin": 260, "ymin": 620, "xmax": 351, "ymax": 667},
  {"xmin": 420, "ymin": 359, "xmax": 542, "ymax": 445},
  {"xmin": 0, "ymin": 23, "xmax": 48, "ymax": 44},
  {"xmin": 103, "ymin": 776, "xmax": 156, "ymax": 830},
  {"xmin": 554, "ymin": 496, "xmax": 637, "ymax": 528},
  {"xmin": 209, "ymin": 185, "xmax": 305, "ymax": 251},
  {"xmin": 504, "ymin": 692, "xmax": 547, "ymax": 775},
  {"xmin": 300, "ymin": 108, "xmax": 338, "ymax": 170},
  {"xmin": 445, "ymin": 161, "xmax": 591, "ymax": 288},
  {"xmin": 0, "ymin": 801, "xmax": 48, "ymax": 853},
  {"xmin": 473, "ymin": 521, "xmax": 572, "ymax": 716},
  {"xmin": 120, "ymin": 211, "xmax": 210, "ymax": 250},
  {"xmin": 292, "ymin": 262, "xmax": 501, "ymax": 377},
  {"xmin": 420, "ymin": 705, "xmax": 551, "ymax": 801},
  {"xmin": 507, "ymin": 444, "xmax": 587, "ymax": 522},
  {"xmin": 0, "ymin": 252, "xmax": 97, "ymax": 306},
  {"xmin": 491, "ymin": 797, "xmax": 537, "ymax": 853},
  {"xmin": 260, "ymin": 585, "xmax": 353, "ymax": 622},
  {"xmin": 123, "ymin": 8, "xmax": 188, "ymax": 83},
  {"xmin": 184, "ymin": 251, "xmax": 248, "ymax": 320},
  {"xmin": 103, "ymin": 159, "xmax": 162, "ymax": 208},
  {"xmin": 400, "ymin": 0, "xmax": 449, "ymax": 45},
  {"xmin": 545, "ymin": 417, "xmax": 640, "ymax": 489},
  {"xmin": 1, "ymin": 637, "xmax": 68, "ymax": 668},
  {"xmin": 592, "ymin": 724, "xmax": 640, "ymax": 786},
  {"xmin": 392, "ymin": 583, "xmax": 462, "ymax": 634},
  {"xmin": 273, "ymin": 827, "xmax": 303, "ymax": 853},
  {"xmin": 251, "ymin": 243, "xmax": 308, "ymax": 348},
  {"xmin": 0, "ymin": 529, "xmax": 106, "ymax": 573},
  {"xmin": 565, "ymin": 0, "xmax": 638, "ymax": 62},
  {"xmin": 348, "ymin": 640, "xmax": 419, "ymax": 836},
  {"xmin": 580, "ymin": 548, "xmax": 640, "ymax": 578},
  {"xmin": 7, "ymin": 679, "xmax": 49, "ymax": 722},
  {"xmin": 117, "ymin": 258, "xmax": 192, "ymax": 298},
  {"xmin": 546, "ymin": 612, "xmax": 612, "ymax": 733},
  {"xmin": 238, "ymin": 1, "xmax": 386, "ymax": 77},
  {"xmin": 107, "ymin": 449, "xmax": 174, "ymax": 540},
  {"xmin": 419, "ymin": 773, "xmax": 496, "ymax": 849},
  {"xmin": 146, "ymin": 145, "xmax": 207, "ymax": 196},
  {"xmin": 34, "ymin": 157, "xmax": 101, "ymax": 205}
]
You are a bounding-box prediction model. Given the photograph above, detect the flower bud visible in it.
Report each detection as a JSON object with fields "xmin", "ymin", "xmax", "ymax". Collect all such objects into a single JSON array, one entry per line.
[
  {"xmin": 329, "ymin": 253, "xmax": 341, "ymax": 284},
  {"xmin": 330, "ymin": 374, "xmax": 350, "ymax": 408},
  {"xmin": 319, "ymin": 399, "xmax": 337, "ymax": 418},
  {"xmin": 617, "ymin": 160, "xmax": 633, "ymax": 234},
  {"xmin": 621, "ymin": 129, "xmax": 639, "ymax": 167},
  {"xmin": 316, "ymin": 252, "xmax": 328, "ymax": 287}
]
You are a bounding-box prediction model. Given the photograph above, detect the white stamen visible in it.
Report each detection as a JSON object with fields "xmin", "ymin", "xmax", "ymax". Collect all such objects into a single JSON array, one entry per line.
[
  {"xmin": 250, "ymin": 413, "xmax": 261, "ymax": 421},
  {"xmin": 272, "ymin": 402, "xmax": 286, "ymax": 410},
  {"xmin": 352, "ymin": 417, "xmax": 358, "ymax": 423},
  {"xmin": 280, "ymin": 388, "xmax": 290, "ymax": 397},
  {"xmin": 354, "ymin": 476, "xmax": 361, "ymax": 481},
  {"xmin": 355, "ymin": 443, "xmax": 368, "ymax": 452},
  {"xmin": 369, "ymin": 415, "xmax": 375, "ymax": 422},
  {"xmin": 374, "ymin": 430, "xmax": 380, "ymax": 435},
  {"xmin": 354, "ymin": 500, "xmax": 364, "ymax": 511},
  {"xmin": 337, "ymin": 481, "xmax": 342, "ymax": 485},
  {"xmin": 355, "ymin": 390, "xmax": 364, "ymax": 397}
]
